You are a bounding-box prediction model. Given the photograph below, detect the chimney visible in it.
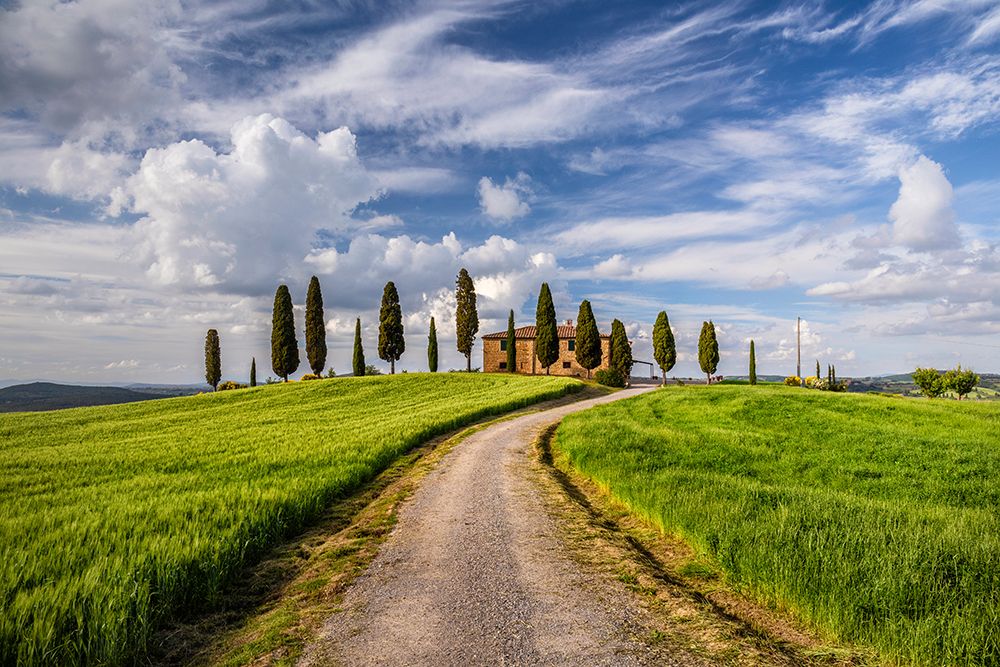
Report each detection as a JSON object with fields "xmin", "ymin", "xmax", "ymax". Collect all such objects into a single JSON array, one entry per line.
[{"xmin": 566, "ymin": 319, "xmax": 573, "ymax": 326}]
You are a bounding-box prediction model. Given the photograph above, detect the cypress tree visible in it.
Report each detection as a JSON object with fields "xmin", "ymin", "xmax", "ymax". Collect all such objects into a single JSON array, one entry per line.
[
  {"xmin": 574, "ymin": 300, "xmax": 602, "ymax": 378},
  {"xmin": 353, "ymin": 318, "xmax": 365, "ymax": 377},
  {"xmin": 378, "ymin": 281, "xmax": 405, "ymax": 374},
  {"xmin": 305, "ymin": 275, "xmax": 327, "ymax": 376},
  {"xmin": 204, "ymin": 329, "xmax": 221, "ymax": 391},
  {"xmin": 749, "ymin": 340, "xmax": 757, "ymax": 386},
  {"xmin": 271, "ymin": 284, "xmax": 299, "ymax": 381},
  {"xmin": 534, "ymin": 282, "xmax": 558, "ymax": 374},
  {"xmin": 698, "ymin": 320, "xmax": 719, "ymax": 383},
  {"xmin": 609, "ymin": 319, "xmax": 633, "ymax": 379},
  {"xmin": 652, "ymin": 310, "xmax": 676, "ymax": 386},
  {"xmin": 455, "ymin": 268, "xmax": 479, "ymax": 372},
  {"xmin": 428, "ymin": 317, "xmax": 438, "ymax": 373},
  {"xmin": 506, "ymin": 310, "xmax": 517, "ymax": 373},
  {"xmin": 832, "ymin": 365, "xmax": 837, "ymax": 384},
  {"xmin": 250, "ymin": 357, "xmax": 257, "ymax": 387},
  {"xmin": 816, "ymin": 359, "xmax": 821, "ymax": 379}
]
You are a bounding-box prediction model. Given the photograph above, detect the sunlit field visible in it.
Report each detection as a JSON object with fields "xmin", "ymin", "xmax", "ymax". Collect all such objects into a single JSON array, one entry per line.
[
  {"xmin": 0, "ymin": 373, "xmax": 579, "ymax": 665},
  {"xmin": 555, "ymin": 385, "xmax": 1000, "ymax": 666}
]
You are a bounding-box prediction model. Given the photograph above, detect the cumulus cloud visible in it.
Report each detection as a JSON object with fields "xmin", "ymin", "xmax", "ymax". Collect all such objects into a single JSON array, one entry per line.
[
  {"xmin": 593, "ymin": 254, "xmax": 632, "ymax": 278},
  {"xmin": 889, "ymin": 155, "xmax": 960, "ymax": 250},
  {"xmin": 477, "ymin": 173, "xmax": 533, "ymax": 222},
  {"xmin": 124, "ymin": 114, "xmax": 380, "ymax": 292}
]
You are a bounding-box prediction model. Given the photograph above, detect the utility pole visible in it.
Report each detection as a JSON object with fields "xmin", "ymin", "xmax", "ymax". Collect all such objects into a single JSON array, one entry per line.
[{"xmin": 796, "ymin": 317, "xmax": 801, "ymax": 381}]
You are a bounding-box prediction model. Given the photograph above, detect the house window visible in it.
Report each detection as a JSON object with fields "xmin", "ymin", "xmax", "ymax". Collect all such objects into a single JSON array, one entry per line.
[
  {"xmin": 567, "ymin": 339, "xmax": 575, "ymax": 351},
  {"xmin": 499, "ymin": 361, "xmax": 507, "ymax": 370},
  {"xmin": 562, "ymin": 361, "xmax": 571, "ymax": 369},
  {"xmin": 500, "ymin": 339, "xmax": 507, "ymax": 351}
]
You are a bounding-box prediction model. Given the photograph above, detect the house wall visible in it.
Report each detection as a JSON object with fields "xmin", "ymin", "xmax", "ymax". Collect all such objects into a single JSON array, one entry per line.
[{"xmin": 482, "ymin": 338, "xmax": 610, "ymax": 377}]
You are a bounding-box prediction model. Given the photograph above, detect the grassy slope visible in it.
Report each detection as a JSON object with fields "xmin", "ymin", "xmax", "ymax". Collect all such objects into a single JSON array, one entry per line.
[
  {"xmin": 555, "ymin": 385, "xmax": 1000, "ymax": 666},
  {"xmin": 0, "ymin": 373, "xmax": 578, "ymax": 666}
]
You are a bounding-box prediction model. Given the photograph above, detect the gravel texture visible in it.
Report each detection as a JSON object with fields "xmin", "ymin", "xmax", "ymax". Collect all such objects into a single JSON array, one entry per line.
[{"xmin": 299, "ymin": 387, "xmax": 695, "ymax": 666}]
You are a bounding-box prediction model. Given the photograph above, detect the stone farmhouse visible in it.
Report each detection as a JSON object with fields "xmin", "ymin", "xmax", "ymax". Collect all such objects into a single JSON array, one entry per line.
[{"xmin": 481, "ymin": 320, "xmax": 611, "ymax": 376}]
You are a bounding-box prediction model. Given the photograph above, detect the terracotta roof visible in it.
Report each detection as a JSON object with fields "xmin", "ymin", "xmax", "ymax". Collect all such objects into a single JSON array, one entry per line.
[{"xmin": 482, "ymin": 325, "xmax": 609, "ymax": 339}]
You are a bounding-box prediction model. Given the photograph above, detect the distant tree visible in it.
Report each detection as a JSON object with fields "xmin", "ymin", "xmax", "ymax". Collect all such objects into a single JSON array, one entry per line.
[
  {"xmin": 652, "ymin": 310, "xmax": 676, "ymax": 386},
  {"xmin": 506, "ymin": 310, "xmax": 517, "ymax": 373},
  {"xmin": 428, "ymin": 317, "xmax": 439, "ymax": 372},
  {"xmin": 455, "ymin": 268, "xmax": 479, "ymax": 372},
  {"xmin": 353, "ymin": 318, "xmax": 365, "ymax": 377},
  {"xmin": 749, "ymin": 340, "xmax": 757, "ymax": 386},
  {"xmin": 305, "ymin": 276, "xmax": 327, "ymax": 376},
  {"xmin": 943, "ymin": 365, "xmax": 979, "ymax": 400},
  {"xmin": 832, "ymin": 365, "xmax": 837, "ymax": 385},
  {"xmin": 574, "ymin": 301, "xmax": 602, "ymax": 378},
  {"xmin": 609, "ymin": 319, "xmax": 633, "ymax": 380},
  {"xmin": 534, "ymin": 282, "xmax": 558, "ymax": 374},
  {"xmin": 204, "ymin": 329, "xmax": 221, "ymax": 391},
  {"xmin": 271, "ymin": 284, "xmax": 299, "ymax": 382},
  {"xmin": 378, "ymin": 281, "xmax": 405, "ymax": 374},
  {"xmin": 698, "ymin": 320, "xmax": 719, "ymax": 383},
  {"xmin": 364, "ymin": 364, "xmax": 383, "ymax": 376},
  {"xmin": 815, "ymin": 359, "xmax": 821, "ymax": 379},
  {"xmin": 250, "ymin": 357, "xmax": 257, "ymax": 387},
  {"xmin": 912, "ymin": 367, "xmax": 945, "ymax": 398}
]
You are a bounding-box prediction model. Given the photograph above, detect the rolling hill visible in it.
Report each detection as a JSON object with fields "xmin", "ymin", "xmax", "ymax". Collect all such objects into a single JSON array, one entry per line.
[{"xmin": 0, "ymin": 382, "xmax": 164, "ymax": 412}]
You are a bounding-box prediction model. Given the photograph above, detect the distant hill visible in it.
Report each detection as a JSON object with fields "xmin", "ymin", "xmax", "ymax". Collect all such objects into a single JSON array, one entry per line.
[{"xmin": 0, "ymin": 382, "xmax": 167, "ymax": 413}]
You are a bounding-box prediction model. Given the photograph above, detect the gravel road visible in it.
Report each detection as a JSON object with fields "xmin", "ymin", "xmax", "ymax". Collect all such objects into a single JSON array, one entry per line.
[{"xmin": 299, "ymin": 387, "xmax": 697, "ymax": 666}]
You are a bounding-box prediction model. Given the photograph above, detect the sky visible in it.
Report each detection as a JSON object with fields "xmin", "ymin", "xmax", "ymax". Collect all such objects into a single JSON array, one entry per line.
[{"xmin": 1, "ymin": 0, "xmax": 1000, "ymax": 384}]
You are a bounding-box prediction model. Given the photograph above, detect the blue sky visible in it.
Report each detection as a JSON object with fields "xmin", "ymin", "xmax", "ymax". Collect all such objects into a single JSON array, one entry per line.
[{"xmin": 1, "ymin": 0, "xmax": 999, "ymax": 382}]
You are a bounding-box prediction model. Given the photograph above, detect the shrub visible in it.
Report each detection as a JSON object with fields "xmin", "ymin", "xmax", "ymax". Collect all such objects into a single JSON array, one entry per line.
[
  {"xmin": 217, "ymin": 381, "xmax": 247, "ymax": 391},
  {"xmin": 300, "ymin": 373, "xmax": 321, "ymax": 381},
  {"xmin": 594, "ymin": 368, "xmax": 626, "ymax": 388},
  {"xmin": 364, "ymin": 364, "xmax": 383, "ymax": 376},
  {"xmin": 326, "ymin": 368, "xmax": 337, "ymax": 378},
  {"xmin": 784, "ymin": 375, "xmax": 802, "ymax": 386},
  {"xmin": 912, "ymin": 367, "xmax": 945, "ymax": 398}
]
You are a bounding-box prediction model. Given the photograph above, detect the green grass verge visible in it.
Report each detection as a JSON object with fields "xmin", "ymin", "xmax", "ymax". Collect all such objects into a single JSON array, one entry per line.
[
  {"xmin": 0, "ymin": 373, "xmax": 579, "ymax": 665},
  {"xmin": 554, "ymin": 385, "xmax": 1000, "ymax": 666}
]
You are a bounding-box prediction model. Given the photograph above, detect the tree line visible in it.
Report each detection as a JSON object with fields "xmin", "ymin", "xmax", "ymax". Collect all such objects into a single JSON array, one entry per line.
[{"xmin": 202, "ymin": 271, "xmax": 731, "ymax": 389}]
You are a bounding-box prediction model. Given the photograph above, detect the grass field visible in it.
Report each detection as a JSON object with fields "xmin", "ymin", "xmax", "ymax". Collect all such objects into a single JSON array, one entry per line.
[
  {"xmin": 0, "ymin": 373, "xmax": 579, "ymax": 665},
  {"xmin": 554, "ymin": 385, "xmax": 1000, "ymax": 666}
]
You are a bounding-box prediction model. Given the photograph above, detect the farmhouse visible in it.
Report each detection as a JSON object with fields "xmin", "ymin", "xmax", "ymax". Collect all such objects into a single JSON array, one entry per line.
[{"xmin": 482, "ymin": 320, "xmax": 611, "ymax": 376}]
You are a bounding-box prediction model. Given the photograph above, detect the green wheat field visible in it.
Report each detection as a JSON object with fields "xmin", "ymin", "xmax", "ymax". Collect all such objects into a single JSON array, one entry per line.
[
  {"xmin": 0, "ymin": 374, "xmax": 578, "ymax": 665},
  {"xmin": 556, "ymin": 385, "xmax": 1000, "ymax": 666}
]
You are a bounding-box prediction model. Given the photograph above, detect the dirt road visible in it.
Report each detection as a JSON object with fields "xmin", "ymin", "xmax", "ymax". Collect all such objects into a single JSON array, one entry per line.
[{"xmin": 299, "ymin": 387, "xmax": 698, "ymax": 666}]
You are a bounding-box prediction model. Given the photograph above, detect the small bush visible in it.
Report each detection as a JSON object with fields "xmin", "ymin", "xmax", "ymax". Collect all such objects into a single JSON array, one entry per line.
[
  {"xmin": 784, "ymin": 376, "xmax": 802, "ymax": 386},
  {"xmin": 217, "ymin": 381, "xmax": 247, "ymax": 391},
  {"xmin": 300, "ymin": 373, "xmax": 321, "ymax": 381},
  {"xmin": 595, "ymin": 368, "xmax": 626, "ymax": 388},
  {"xmin": 326, "ymin": 368, "xmax": 336, "ymax": 378},
  {"xmin": 364, "ymin": 364, "xmax": 383, "ymax": 376}
]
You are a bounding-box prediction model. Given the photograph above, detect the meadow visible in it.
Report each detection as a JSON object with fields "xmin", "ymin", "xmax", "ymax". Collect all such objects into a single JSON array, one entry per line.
[
  {"xmin": 554, "ymin": 385, "xmax": 1000, "ymax": 666},
  {"xmin": 0, "ymin": 373, "xmax": 578, "ymax": 665}
]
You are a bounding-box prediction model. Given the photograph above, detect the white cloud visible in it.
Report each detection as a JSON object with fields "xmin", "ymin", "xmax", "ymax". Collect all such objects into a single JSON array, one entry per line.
[
  {"xmin": 889, "ymin": 155, "xmax": 960, "ymax": 250},
  {"xmin": 125, "ymin": 114, "xmax": 380, "ymax": 292},
  {"xmin": 477, "ymin": 173, "xmax": 533, "ymax": 222},
  {"xmin": 593, "ymin": 254, "xmax": 632, "ymax": 278}
]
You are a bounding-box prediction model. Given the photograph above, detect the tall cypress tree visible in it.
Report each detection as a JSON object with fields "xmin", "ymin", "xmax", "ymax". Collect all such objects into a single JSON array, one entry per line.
[
  {"xmin": 204, "ymin": 329, "xmax": 221, "ymax": 391},
  {"xmin": 609, "ymin": 319, "xmax": 633, "ymax": 379},
  {"xmin": 353, "ymin": 318, "xmax": 365, "ymax": 377},
  {"xmin": 698, "ymin": 320, "xmax": 719, "ymax": 384},
  {"xmin": 455, "ymin": 268, "xmax": 479, "ymax": 372},
  {"xmin": 250, "ymin": 357, "xmax": 257, "ymax": 387},
  {"xmin": 816, "ymin": 359, "xmax": 821, "ymax": 379},
  {"xmin": 534, "ymin": 282, "xmax": 558, "ymax": 374},
  {"xmin": 271, "ymin": 284, "xmax": 299, "ymax": 382},
  {"xmin": 305, "ymin": 275, "xmax": 327, "ymax": 376},
  {"xmin": 749, "ymin": 340, "xmax": 757, "ymax": 386},
  {"xmin": 428, "ymin": 317, "xmax": 438, "ymax": 372},
  {"xmin": 378, "ymin": 281, "xmax": 405, "ymax": 374},
  {"xmin": 574, "ymin": 300, "xmax": 601, "ymax": 378},
  {"xmin": 506, "ymin": 310, "xmax": 517, "ymax": 373},
  {"xmin": 652, "ymin": 310, "xmax": 676, "ymax": 386}
]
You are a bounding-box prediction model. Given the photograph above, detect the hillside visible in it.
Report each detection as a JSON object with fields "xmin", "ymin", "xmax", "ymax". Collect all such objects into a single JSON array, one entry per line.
[
  {"xmin": 0, "ymin": 373, "xmax": 579, "ymax": 666},
  {"xmin": 555, "ymin": 385, "xmax": 1000, "ymax": 666},
  {"xmin": 0, "ymin": 381, "xmax": 164, "ymax": 412}
]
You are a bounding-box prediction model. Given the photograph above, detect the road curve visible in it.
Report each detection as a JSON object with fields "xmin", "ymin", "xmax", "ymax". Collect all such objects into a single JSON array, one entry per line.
[{"xmin": 299, "ymin": 386, "xmax": 693, "ymax": 666}]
